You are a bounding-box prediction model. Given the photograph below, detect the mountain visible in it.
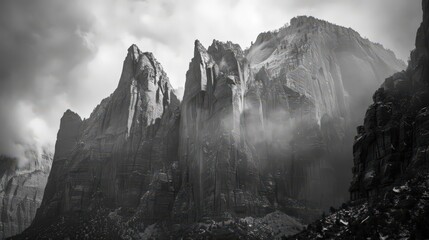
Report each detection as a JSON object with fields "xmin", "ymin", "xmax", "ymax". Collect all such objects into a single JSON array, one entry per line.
[
  {"xmin": 292, "ymin": 0, "xmax": 429, "ymax": 239},
  {"xmin": 36, "ymin": 44, "xmax": 180, "ymax": 223},
  {"xmin": 0, "ymin": 149, "xmax": 52, "ymax": 239},
  {"xmin": 174, "ymin": 39, "xmax": 266, "ymax": 222},
  {"xmin": 15, "ymin": 16, "xmax": 405, "ymax": 239},
  {"xmin": 244, "ymin": 16, "xmax": 406, "ymax": 212},
  {"xmin": 175, "ymin": 18, "xmax": 405, "ymax": 224},
  {"xmin": 248, "ymin": 16, "xmax": 405, "ymax": 125}
]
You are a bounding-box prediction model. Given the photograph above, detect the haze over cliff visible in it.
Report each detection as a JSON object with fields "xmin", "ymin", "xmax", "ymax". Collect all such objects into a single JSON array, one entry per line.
[
  {"xmin": 293, "ymin": 0, "xmax": 429, "ymax": 238},
  {"xmin": 244, "ymin": 16, "xmax": 405, "ymax": 210},
  {"xmin": 12, "ymin": 16, "xmax": 406, "ymax": 239},
  {"xmin": 0, "ymin": 0, "xmax": 420, "ymax": 173},
  {"xmin": 0, "ymin": 150, "xmax": 51, "ymax": 239}
]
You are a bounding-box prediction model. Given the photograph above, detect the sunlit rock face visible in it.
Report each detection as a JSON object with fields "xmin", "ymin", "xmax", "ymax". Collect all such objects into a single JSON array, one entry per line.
[
  {"xmin": 243, "ymin": 16, "xmax": 405, "ymax": 211},
  {"xmin": 34, "ymin": 44, "xmax": 181, "ymax": 225},
  {"xmin": 0, "ymin": 151, "xmax": 52, "ymax": 239},
  {"xmin": 247, "ymin": 16, "xmax": 405, "ymax": 125},
  {"xmin": 174, "ymin": 16, "xmax": 405, "ymax": 222}
]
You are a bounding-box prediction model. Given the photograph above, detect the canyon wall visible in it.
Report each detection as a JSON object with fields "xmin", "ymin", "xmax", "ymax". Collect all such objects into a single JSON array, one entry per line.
[
  {"xmin": 35, "ymin": 44, "xmax": 180, "ymax": 225},
  {"xmin": 350, "ymin": 0, "xmax": 429, "ymax": 200},
  {"xmin": 16, "ymin": 16, "xmax": 407, "ymax": 239},
  {"xmin": 0, "ymin": 151, "xmax": 51, "ymax": 239}
]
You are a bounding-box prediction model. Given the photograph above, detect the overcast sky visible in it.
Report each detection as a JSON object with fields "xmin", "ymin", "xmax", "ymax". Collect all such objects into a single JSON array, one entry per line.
[{"xmin": 0, "ymin": 0, "xmax": 422, "ymax": 162}]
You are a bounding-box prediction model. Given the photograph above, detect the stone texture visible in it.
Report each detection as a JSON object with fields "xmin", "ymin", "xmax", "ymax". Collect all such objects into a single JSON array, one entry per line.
[
  {"xmin": 244, "ymin": 16, "xmax": 405, "ymax": 210},
  {"xmin": 174, "ymin": 40, "xmax": 269, "ymax": 222},
  {"xmin": 350, "ymin": 0, "xmax": 429, "ymax": 200},
  {"xmin": 33, "ymin": 44, "xmax": 180, "ymax": 227},
  {"xmin": 291, "ymin": 1, "xmax": 429, "ymax": 238},
  {"xmin": 173, "ymin": 19, "xmax": 405, "ymax": 224},
  {"xmin": 0, "ymin": 151, "xmax": 52, "ymax": 239},
  {"xmin": 15, "ymin": 15, "xmax": 407, "ymax": 239}
]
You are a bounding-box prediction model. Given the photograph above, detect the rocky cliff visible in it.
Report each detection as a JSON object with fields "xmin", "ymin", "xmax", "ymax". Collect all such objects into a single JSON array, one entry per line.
[
  {"xmin": 245, "ymin": 16, "xmax": 405, "ymax": 211},
  {"xmin": 15, "ymin": 16, "xmax": 406, "ymax": 239},
  {"xmin": 349, "ymin": 0, "xmax": 429, "ymax": 200},
  {"xmin": 292, "ymin": 0, "xmax": 429, "ymax": 239},
  {"xmin": 0, "ymin": 150, "xmax": 52, "ymax": 239},
  {"xmin": 173, "ymin": 18, "xmax": 405, "ymax": 224},
  {"xmin": 174, "ymin": 40, "xmax": 270, "ymax": 222},
  {"xmin": 19, "ymin": 45, "xmax": 180, "ymax": 238}
]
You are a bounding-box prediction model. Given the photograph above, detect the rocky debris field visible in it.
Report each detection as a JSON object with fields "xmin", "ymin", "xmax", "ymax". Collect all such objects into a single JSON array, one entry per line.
[
  {"xmin": 168, "ymin": 211, "xmax": 304, "ymax": 240},
  {"xmin": 289, "ymin": 169, "xmax": 429, "ymax": 240},
  {"xmin": 13, "ymin": 208, "xmax": 304, "ymax": 240}
]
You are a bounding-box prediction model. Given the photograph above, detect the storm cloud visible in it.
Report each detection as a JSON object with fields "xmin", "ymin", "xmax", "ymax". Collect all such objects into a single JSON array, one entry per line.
[{"xmin": 0, "ymin": 0, "xmax": 422, "ymax": 163}]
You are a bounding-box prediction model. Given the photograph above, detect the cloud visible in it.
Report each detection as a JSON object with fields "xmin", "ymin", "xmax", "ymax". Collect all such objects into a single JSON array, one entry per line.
[
  {"xmin": 0, "ymin": 0, "xmax": 422, "ymax": 163},
  {"xmin": 0, "ymin": 0, "xmax": 96, "ymax": 163}
]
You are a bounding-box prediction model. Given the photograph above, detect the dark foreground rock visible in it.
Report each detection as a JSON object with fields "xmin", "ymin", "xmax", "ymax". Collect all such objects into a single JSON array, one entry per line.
[
  {"xmin": 290, "ymin": 170, "xmax": 429, "ymax": 239},
  {"xmin": 13, "ymin": 208, "xmax": 303, "ymax": 240},
  {"xmin": 290, "ymin": 0, "xmax": 429, "ymax": 238}
]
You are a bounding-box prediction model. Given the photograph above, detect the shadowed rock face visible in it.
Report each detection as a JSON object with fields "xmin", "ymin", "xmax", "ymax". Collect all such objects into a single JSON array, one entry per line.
[
  {"xmin": 174, "ymin": 40, "xmax": 268, "ymax": 222},
  {"xmin": 34, "ymin": 44, "xmax": 181, "ymax": 225},
  {"xmin": 291, "ymin": 1, "xmax": 429, "ymax": 239},
  {"xmin": 0, "ymin": 152, "xmax": 52, "ymax": 239},
  {"xmin": 174, "ymin": 16, "xmax": 405, "ymax": 222},
  {"xmin": 350, "ymin": 0, "xmax": 429, "ymax": 200}
]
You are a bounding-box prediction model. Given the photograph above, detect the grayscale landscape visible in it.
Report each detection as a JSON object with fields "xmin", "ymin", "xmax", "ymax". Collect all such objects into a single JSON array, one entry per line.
[{"xmin": 0, "ymin": 0, "xmax": 427, "ymax": 239}]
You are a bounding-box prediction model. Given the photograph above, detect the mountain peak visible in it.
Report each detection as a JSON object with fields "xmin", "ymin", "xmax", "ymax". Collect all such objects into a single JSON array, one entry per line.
[
  {"xmin": 208, "ymin": 39, "xmax": 244, "ymax": 60},
  {"xmin": 63, "ymin": 109, "xmax": 81, "ymax": 122},
  {"xmin": 126, "ymin": 44, "xmax": 157, "ymax": 63},
  {"xmin": 290, "ymin": 15, "xmax": 328, "ymax": 26},
  {"xmin": 193, "ymin": 39, "xmax": 207, "ymax": 57},
  {"xmin": 127, "ymin": 43, "xmax": 140, "ymax": 52},
  {"xmin": 127, "ymin": 44, "xmax": 142, "ymax": 60},
  {"xmin": 192, "ymin": 39, "xmax": 213, "ymax": 68}
]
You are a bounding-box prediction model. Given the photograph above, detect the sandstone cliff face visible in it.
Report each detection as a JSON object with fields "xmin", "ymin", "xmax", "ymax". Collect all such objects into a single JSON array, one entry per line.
[
  {"xmin": 350, "ymin": 0, "xmax": 429, "ymax": 200},
  {"xmin": 34, "ymin": 44, "xmax": 180, "ymax": 225},
  {"xmin": 0, "ymin": 151, "xmax": 52, "ymax": 239},
  {"xmin": 247, "ymin": 16, "xmax": 405, "ymax": 124},
  {"xmin": 16, "ymin": 16, "xmax": 408, "ymax": 239},
  {"xmin": 244, "ymin": 16, "xmax": 406, "ymax": 210},
  {"xmin": 172, "ymin": 16, "xmax": 405, "ymax": 223},
  {"xmin": 292, "ymin": 2, "xmax": 429, "ymax": 238},
  {"xmin": 175, "ymin": 40, "xmax": 268, "ymax": 222}
]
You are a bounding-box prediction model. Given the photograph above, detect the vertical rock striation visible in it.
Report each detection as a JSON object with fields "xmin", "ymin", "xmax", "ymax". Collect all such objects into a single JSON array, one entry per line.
[
  {"xmin": 244, "ymin": 16, "xmax": 405, "ymax": 211},
  {"xmin": 175, "ymin": 18, "xmax": 405, "ymax": 221},
  {"xmin": 0, "ymin": 151, "xmax": 52, "ymax": 239},
  {"xmin": 350, "ymin": 0, "xmax": 429, "ymax": 200},
  {"xmin": 291, "ymin": 2, "xmax": 429, "ymax": 238},
  {"xmin": 15, "ymin": 15, "xmax": 408, "ymax": 239},
  {"xmin": 33, "ymin": 44, "xmax": 180, "ymax": 227},
  {"xmin": 174, "ymin": 40, "xmax": 268, "ymax": 222}
]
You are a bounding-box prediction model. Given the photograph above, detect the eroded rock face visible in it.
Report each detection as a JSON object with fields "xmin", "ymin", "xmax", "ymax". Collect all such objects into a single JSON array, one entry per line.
[
  {"xmin": 33, "ymin": 44, "xmax": 180, "ymax": 226},
  {"xmin": 17, "ymin": 15, "xmax": 407, "ymax": 239},
  {"xmin": 0, "ymin": 151, "xmax": 52, "ymax": 239},
  {"xmin": 350, "ymin": 0, "xmax": 429, "ymax": 200},
  {"xmin": 244, "ymin": 16, "xmax": 406, "ymax": 210},
  {"xmin": 174, "ymin": 16, "xmax": 405, "ymax": 221},
  {"xmin": 175, "ymin": 40, "xmax": 269, "ymax": 222},
  {"xmin": 291, "ymin": 1, "xmax": 429, "ymax": 238}
]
